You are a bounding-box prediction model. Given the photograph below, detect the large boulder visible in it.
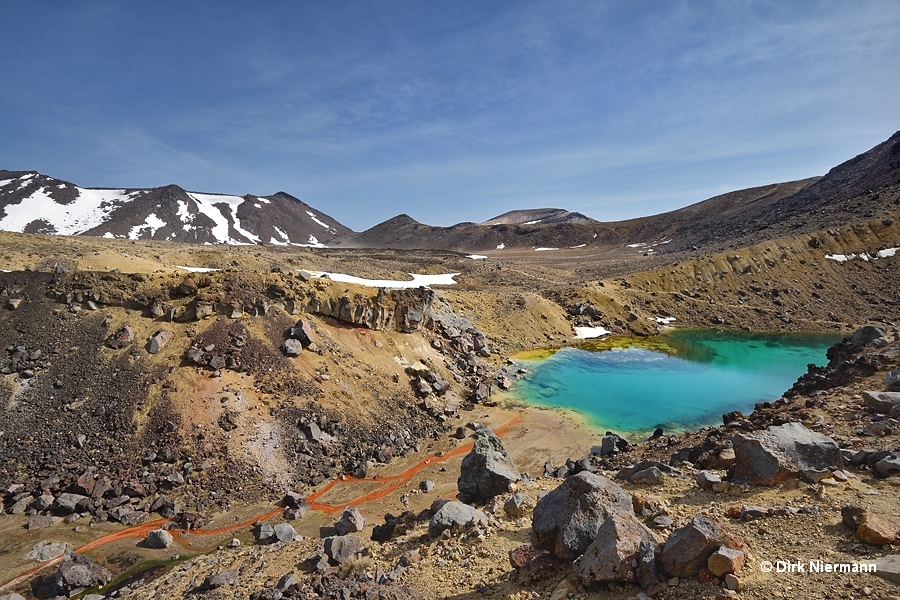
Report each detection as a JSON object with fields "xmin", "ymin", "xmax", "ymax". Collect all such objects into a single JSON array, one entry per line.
[
  {"xmin": 428, "ymin": 501, "xmax": 489, "ymax": 537},
  {"xmin": 145, "ymin": 529, "xmax": 173, "ymax": 549},
  {"xmin": 323, "ymin": 535, "xmax": 364, "ymax": 565},
  {"xmin": 660, "ymin": 516, "xmax": 747, "ymax": 577},
  {"xmin": 862, "ymin": 391, "xmax": 900, "ymax": 415},
  {"xmin": 730, "ymin": 422, "xmax": 842, "ymax": 486},
  {"xmin": 457, "ymin": 425, "xmax": 520, "ymax": 502},
  {"xmin": 335, "ymin": 506, "xmax": 365, "ymax": 535},
  {"xmin": 55, "ymin": 551, "xmax": 112, "ymax": 595},
  {"xmin": 531, "ymin": 471, "xmax": 635, "ymax": 560},
  {"xmin": 574, "ymin": 514, "xmax": 660, "ymax": 585}
]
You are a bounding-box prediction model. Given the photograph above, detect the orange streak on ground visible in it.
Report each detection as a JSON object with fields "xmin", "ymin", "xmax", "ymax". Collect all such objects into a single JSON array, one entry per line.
[{"xmin": 0, "ymin": 413, "xmax": 522, "ymax": 591}]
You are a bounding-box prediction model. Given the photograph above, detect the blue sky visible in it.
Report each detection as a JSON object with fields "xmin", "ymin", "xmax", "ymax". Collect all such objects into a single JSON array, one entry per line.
[{"xmin": 1, "ymin": 1, "xmax": 899, "ymax": 230}]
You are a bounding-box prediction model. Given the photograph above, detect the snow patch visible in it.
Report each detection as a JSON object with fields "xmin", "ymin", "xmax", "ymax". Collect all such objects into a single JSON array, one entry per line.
[
  {"xmin": 570, "ymin": 244, "xmax": 586, "ymax": 249},
  {"xmin": 299, "ymin": 235, "xmax": 327, "ymax": 248},
  {"xmin": 523, "ymin": 219, "xmax": 541, "ymax": 225},
  {"xmin": 496, "ymin": 242, "xmax": 505, "ymax": 250},
  {"xmin": 467, "ymin": 254, "xmax": 487, "ymax": 260},
  {"xmin": 574, "ymin": 326, "xmax": 611, "ymax": 339},
  {"xmin": 272, "ymin": 226, "xmax": 289, "ymax": 242},
  {"xmin": 306, "ymin": 210, "xmax": 335, "ymax": 231},
  {"xmin": 257, "ymin": 197, "xmax": 270, "ymax": 204},
  {"xmin": 128, "ymin": 213, "xmax": 167, "ymax": 239},
  {"xmin": 826, "ymin": 248, "xmax": 899, "ymax": 262},
  {"xmin": 102, "ymin": 232, "xmax": 115, "ymax": 239},
  {"xmin": 626, "ymin": 243, "xmax": 647, "ymax": 248},
  {"xmin": 187, "ymin": 192, "xmax": 259, "ymax": 244},
  {"xmin": 534, "ymin": 247, "xmax": 558, "ymax": 252},
  {"xmin": 175, "ymin": 266, "xmax": 218, "ymax": 273},
  {"xmin": 0, "ymin": 179, "xmax": 14, "ymax": 188},
  {"xmin": 654, "ymin": 316, "xmax": 677, "ymax": 325},
  {"xmin": 0, "ymin": 186, "xmax": 133, "ymax": 235},
  {"xmin": 302, "ymin": 271, "xmax": 459, "ymax": 289}
]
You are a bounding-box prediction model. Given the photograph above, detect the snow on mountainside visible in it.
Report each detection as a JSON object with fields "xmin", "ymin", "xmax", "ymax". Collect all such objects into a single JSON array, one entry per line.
[{"xmin": 0, "ymin": 171, "xmax": 351, "ymax": 246}]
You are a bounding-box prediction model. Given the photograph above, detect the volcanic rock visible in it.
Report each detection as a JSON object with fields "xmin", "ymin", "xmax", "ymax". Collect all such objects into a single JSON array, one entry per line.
[
  {"xmin": 574, "ymin": 514, "xmax": 660, "ymax": 585},
  {"xmin": 531, "ymin": 471, "xmax": 635, "ymax": 560},
  {"xmin": 730, "ymin": 422, "xmax": 842, "ymax": 486},
  {"xmin": 273, "ymin": 522, "xmax": 298, "ymax": 543},
  {"xmin": 428, "ymin": 501, "xmax": 489, "ymax": 537},
  {"xmin": 660, "ymin": 516, "xmax": 747, "ymax": 577},
  {"xmin": 106, "ymin": 325, "xmax": 135, "ymax": 349},
  {"xmin": 457, "ymin": 425, "xmax": 520, "ymax": 502},
  {"xmin": 149, "ymin": 330, "xmax": 174, "ymax": 354},
  {"xmin": 145, "ymin": 529, "xmax": 173, "ymax": 549},
  {"xmin": 282, "ymin": 338, "xmax": 303, "ymax": 356},
  {"xmin": 335, "ymin": 506, "xmax": 365, "ymax": 535},
  {"xmin": 199, "ymin": 570, "xmax": 238, "ymax": 590},
  {"xmin": 323, "ymin": 535, "xmax": 364, "ymax": 565},
  {"xmin": 863, "ymin": 390, "xmax": 900, "ymax": 414},
  {"xmin": 55, "ymin": 550, "xmax": 112, "ymax": 595},
  {"xmin": 708, "ymin": 546, "xmax": 746, "ymax": 577},
  {"xmin": 504, "ymin": 493, "xmax": 531, "ymax": 517}
]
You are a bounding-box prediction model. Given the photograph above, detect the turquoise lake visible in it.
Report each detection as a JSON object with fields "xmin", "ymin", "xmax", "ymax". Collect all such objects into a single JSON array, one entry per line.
[{"xmin": 509, "ymin": 329, "xmax": 842, "ymax": 438}]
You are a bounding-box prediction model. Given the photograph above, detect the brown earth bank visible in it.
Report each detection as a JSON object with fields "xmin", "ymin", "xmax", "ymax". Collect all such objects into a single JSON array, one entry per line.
[{"xmin": 0, "ymin": 210, "xmax": 898, "ymax": 599}]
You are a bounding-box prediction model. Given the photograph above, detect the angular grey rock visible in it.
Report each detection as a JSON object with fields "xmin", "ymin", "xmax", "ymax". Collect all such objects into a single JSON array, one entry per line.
[
  {"xmin": 863, "ymin": 391, "xmax": 900, "ymax": 414},
  {"xmin": 730, "ymin": 422, "xmax": 842, "ymax": 486},
  {"xmin": 277, "ymin": 573, "xmax": 299, "ymax": 590},
  {"xmin": 290, "ymin": 320, "xmax": 315, "ymax": 347},
  {"xmin": 419, "ymin": 480, "xmax": 435, "ymax": 493},
  {"xmin": 282, "ymin": 338, "xmax": 303, "ymax": 356},
  {"xmin": 145, "ymin": 529, "xmax": 173, "ymax": 549},
  {"xmin": 874, "ymin": 455, "xmax": 900, "ymax": 478},
  {"xmin": 637, "ymin": 540, "xmax": 662, "ymax": 589},
  {"xmin": 55, "ymin": 550, "xmax": 112, "ymax": 595},
  {"xmin": 428, "ymin": 501, "xmax": 489, "ymax": 537},
  {"xmin": 200, "ymin": 570, "xmax": 238, "ymax": 590},
  {"xmin": 273, "ymin": 522, "xmax": 298, "ymax": 543},
  {"xmin": 149, "ymin": 330, "xmax": 174, "ymax": 354},
  {"xmin": 323, "ymin": 535, "xmax": 364, "ymax": 565},
  {"xmin": 254, "ymin": 522, "xmax": 276, "ymax": 544},
  {"xmin": 850, "ymin": 325, "xmax": 885, "ymax": 347},
  {"xmin": 335, "ymin": 506, "xmax": 365, "ymax": 535},
  {"xmin": 629, "ymin": 466, "xmax": 665, "ymax": 485},
  {"xmin": 531, "ymin": 471, "xmax": 635, "ymax": 560},
  {"xmin": 302, "ymin": 421, "xmax": 322, "ymax": 442},
  {"xmin": 503, "ymin": 493, "xmax": 530, "ymax": 518},
  {"xmin": 8, "ymin": 496, "xmax": 32, "ymax": 514},
  {"xmin": 873, "ymin": 555, "xmax": 900, "ymax": 584},
  {"xmin": 457, "ymin": 425, "xmax": 520, "ymax": 502},
  {"xmin": 696, "ymin": 471, "xmax": 721, "ymax": 490},
  {"xmin": 660, "ymin": 516, "xmax": 747, "ymax": 577},
  {"xmin": 27, "ymin": 515, "xmax": 60, "ymax": 530},
  {"xmin": 32, "ymin": 493, "xmax": 54, "ymax": 511},
  {"xmin": 25, "ymin": 540, "xmax": 68, "ymax": 562},
  {"xmin": 53, "ymin": 493, "xmax": 89, "ymax": 515},
  {"xmin": 574, "ymin": 514, "xmax": 660, "ymax": 585}
]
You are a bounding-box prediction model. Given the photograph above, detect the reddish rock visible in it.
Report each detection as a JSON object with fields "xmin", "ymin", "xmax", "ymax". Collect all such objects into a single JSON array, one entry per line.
[
  {"xmin": 707, "ymin": 546, "xmax": 746, "ymax": 577},
  {"xmin": 661, "ymin": 516, "xmax": 748, "ymax": 578},
  {"xmin": 857, "ymin": 515, "xmax": 900, "ymax": 545}
]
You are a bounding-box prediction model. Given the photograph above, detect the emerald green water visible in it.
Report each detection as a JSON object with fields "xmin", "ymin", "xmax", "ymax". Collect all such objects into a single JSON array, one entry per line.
[{"xmin": 511, "ymin": 329, "xmax": 841, "ymax": 438}]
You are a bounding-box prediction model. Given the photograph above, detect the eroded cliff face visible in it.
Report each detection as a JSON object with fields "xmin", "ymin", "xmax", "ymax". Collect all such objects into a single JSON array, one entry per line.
[{"xmin": 0, "ymin": 270, "xmax": 486, "ymax": 523}]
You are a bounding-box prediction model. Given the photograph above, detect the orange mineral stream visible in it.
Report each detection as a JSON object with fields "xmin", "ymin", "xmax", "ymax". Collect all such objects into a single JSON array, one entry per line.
[{"xmin": 0, "ymin": 414, "xmax": 522, "ymax": 592}]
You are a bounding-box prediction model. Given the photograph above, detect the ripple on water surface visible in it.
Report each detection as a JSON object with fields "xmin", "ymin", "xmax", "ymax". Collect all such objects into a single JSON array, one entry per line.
[{"xmin": 509, "ymin": 329, "xmax": 842, "ymax": 439}]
